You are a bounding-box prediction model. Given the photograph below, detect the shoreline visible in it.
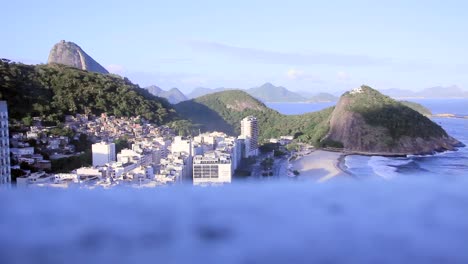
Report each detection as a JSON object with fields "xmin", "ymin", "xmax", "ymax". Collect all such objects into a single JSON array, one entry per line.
[
  {"xmin": 291, "ymin": 150, "xmax": 350, "ymax": 182},
  {"xmin": 336, "ymin": 153, "xmax": 355, "ymax": 177},
  {"xmin": 289, "ymin": 139, "xmax": 466, "ymax": 182},
  {"xmin": 320, "ymin": 146, "xmax": 466, "ymax": 157},
  {"xmin": 432, "ymin": 114, "xmax": 468, "ymax": 119}
]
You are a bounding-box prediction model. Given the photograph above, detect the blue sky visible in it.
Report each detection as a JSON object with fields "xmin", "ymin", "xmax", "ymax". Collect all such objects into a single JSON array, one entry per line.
[{"xmin": 2, "ymin": 0, "xmax": 468, "ymax": 94}]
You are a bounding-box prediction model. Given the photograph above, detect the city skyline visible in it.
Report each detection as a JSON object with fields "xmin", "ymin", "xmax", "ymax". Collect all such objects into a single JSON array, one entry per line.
[{"xmin": 2, "ymin": 1, "xmax": 468, "ymax": 93}]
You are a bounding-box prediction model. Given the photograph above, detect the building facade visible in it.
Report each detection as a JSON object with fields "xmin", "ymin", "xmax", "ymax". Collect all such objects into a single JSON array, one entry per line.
[
  {"xmin": 0, "ymin": 101, "xmax": 10, "ymax": 185},
  {"xmin": 92, "ymin": 142, "xmax": 116, "ymax": 167},
  {"xmin": 193, "ymin": 152, "xmax": 232, "ymax": 185},
  {"xmin": 240, "ymin": 116, "xmax": 259, "ymax": 157}
]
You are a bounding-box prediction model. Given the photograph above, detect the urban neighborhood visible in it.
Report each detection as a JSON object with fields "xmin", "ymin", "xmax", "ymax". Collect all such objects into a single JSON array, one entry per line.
[{"xmin": 0, "ymin": 101, "xmax": 295, "ymax": 188}]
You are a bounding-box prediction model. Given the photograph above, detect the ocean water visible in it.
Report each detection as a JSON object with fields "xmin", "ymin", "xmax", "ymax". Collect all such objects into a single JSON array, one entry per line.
[{"xmin": 268, "ymin": 99, "xmax": 468, "ymax": 179}]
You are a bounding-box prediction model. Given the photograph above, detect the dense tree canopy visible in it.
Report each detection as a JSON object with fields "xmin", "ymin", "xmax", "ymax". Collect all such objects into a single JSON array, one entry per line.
[
  {"xmin": 175, "ymin": 90, "xmax": 333, "ymax": 145},
  {"xmin": 0, "ymin": 60, "xmax": 177, "ymax": 125},
  {"xmin": 347, "ymin": 86, "xmax": 446, "ymax": 139}
]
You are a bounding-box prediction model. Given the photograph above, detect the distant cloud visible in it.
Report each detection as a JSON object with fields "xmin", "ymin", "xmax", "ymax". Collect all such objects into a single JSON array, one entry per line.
[
  {"xmin": 286, "ymin": 69, "xmax": 304, "ymax": 79},
  {"xmin": 286, "ymin": 68, "xmax": 322, "ymax": 83},
  {"xmin": 337, "ymin": 71, "xmax": 351, "ymax": 81},
  {"xmin": 189, "ymin": 41, "xmax": 389, "ymax": 66}
]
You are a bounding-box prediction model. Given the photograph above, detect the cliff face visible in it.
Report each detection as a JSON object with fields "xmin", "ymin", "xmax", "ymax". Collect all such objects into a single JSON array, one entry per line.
[
  {"xmin": 47, "ymin": 40, "xmax": 109, "ymax": 74},
  {"xmin": 323, "ymin": 86, "xmax": 463, "ymax": 155}
]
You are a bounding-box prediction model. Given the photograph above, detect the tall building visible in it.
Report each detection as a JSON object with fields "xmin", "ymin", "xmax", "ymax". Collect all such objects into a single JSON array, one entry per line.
[
  {"xmin": 92, "ymin": 142, "xmax": 116, "ymax": 167},
  {"xmin": 240, "ymin": 116, "xmax": 259, "ymax": 157},
  {"xmin": 0, "ymin": 101, "xmax": 10, "ymax": 185},
  {"xmin": 170, "ymin": 136, "xmax": 193, "ymax": 156},
  {"xmin": 170, "ymin": 136, "xmax": 195, "ymax": 181}
]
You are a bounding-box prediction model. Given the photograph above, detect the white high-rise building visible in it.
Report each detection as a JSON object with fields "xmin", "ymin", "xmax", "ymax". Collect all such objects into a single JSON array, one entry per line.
[
  {"xmin": 92, "ymin": 142, "xmax": 116, "ymax": 167},
  {"xmin": 0, "ymin": 101, "xmax": 10, "ymax": 185},
  {"xmin": 171, "ymin": 136, "xmax": 193, "ymax": 155},
  {"xmin": 240, "ymin": 116, "xmax": 259, "ymax": 157}
]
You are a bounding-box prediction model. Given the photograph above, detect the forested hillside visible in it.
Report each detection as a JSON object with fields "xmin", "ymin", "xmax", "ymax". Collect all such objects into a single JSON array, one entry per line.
[
  {"xmin": 176, "ymin": 90, "xmax": 333, "ymax": 145},
  {"xmin": 0, "ymin": 59, "xmax": 176, "ymax": 125}
]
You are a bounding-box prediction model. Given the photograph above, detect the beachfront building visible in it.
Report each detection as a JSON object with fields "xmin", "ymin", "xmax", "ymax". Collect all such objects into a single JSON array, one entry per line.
[
  {"xmin": 0, "ymin": 101, "xmax": 10, "ymax": 185},
  {"xmin": 240, "ymin": 116, "xmax": 259, "ymax": 157},
  {"xmin": 192, "ymin": 132, "xmax": 241, "ymax": 185},
  {"xmin": 193, "ymin": 151, "xmax": 233, "ymax": 185},
  {"xmin": 92, "ymin": 142, "xmax": 116, "ymax": 167}
]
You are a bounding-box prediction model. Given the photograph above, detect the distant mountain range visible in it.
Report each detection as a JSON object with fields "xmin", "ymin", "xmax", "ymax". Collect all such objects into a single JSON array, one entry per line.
[
  {"xmin": 185, "ymin": 84, "xmax": 468, "ymax": 103},
  {"xmin": 45, "ymin": 40, "xmax": 467, "ymax": 102},
  {"xmin": 247, "ymin": 82, "xmax": 306, "ymax": 102},
  {"xmin": 184, "ymin": 83, "xmax": 339, "ymax": 103},
  {"xmin": 145, "ymin": 85, "xmax": 187, "ymax": 104},
  {"xmin": 187, "ymin": 87, "xmax": 232, "ymax": 99},
  {"xmin": 380, "ymin": 86, "xmax": 468, "ymax": 99},
  {"xmin": 47, "ymin": 40, "xmax": 109, "ymax": 74}
]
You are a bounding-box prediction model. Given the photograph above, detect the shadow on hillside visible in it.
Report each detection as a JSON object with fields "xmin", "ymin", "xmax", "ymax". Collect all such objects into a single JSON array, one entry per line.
[{"xmin": 175, "ymin": 100, "xmax": 235, "ymax": 135}]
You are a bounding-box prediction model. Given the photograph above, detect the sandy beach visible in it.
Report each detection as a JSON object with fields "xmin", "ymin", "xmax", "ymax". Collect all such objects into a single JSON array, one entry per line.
[{"xmin": 291, "ymin": 150, "xmax": 347, "ymax": 182}]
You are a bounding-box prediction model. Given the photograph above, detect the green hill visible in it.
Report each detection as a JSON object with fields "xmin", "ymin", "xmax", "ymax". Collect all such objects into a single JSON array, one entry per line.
[
  {"xmin": 175, "ymin": 90, "xmax": 333, "ymax": 144},
  {"xmin": 324, "ymin": 85, "xmax": 461, "ymax": 154},
  {"xmin": 399, "ymin": 101, "xmax": 432, "ymax": 116},
  {"xmin": 177, "ymin": 86, "xmax": 462, "ymax": 154},
  {"xmin": 0, "ymin": 59, "xmax": 176, "ymax": 125},
  {"xmin": 187, "ymin": 87, "xmax": 231, "ymax": 99},
  {"xmin": 345, "ymin": 86, "xmax": 443, "ymax": 139}
]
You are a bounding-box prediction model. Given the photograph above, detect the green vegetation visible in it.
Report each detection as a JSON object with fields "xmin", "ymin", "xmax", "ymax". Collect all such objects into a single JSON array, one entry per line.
[
  {"xmin": 48, "ymin": 126, "xmax": 74, "ymax": 138},
  {"xmin": 114, "ymin": 137, "xmax": 130, "ymax": 153},
  {"xmin": 175, "ymin": 90, "xmax": 333, "ymax": 146},
  {"xmin": 51, "ymin": 152, "xmax": 92, "ymax": 173},
  {"xmin": 286, "ymin": 143, "xmax": 300, "ymax": 152},
  {"xmin": 70, "ymin": 134, "xmax": 92, "ymax": 153},
  {"xmin": 346, "ymin": 86, "xmax": 447, "ymax": 139},
  {"xmin": 167, "ymin": 120, "xmax": 197, "ymax": 136},
  {"xmin": 259, "ymin": 142, "xmax": 287, "ymax": 157},
  {"xmin": 0, "ymin": 60, "xmax": 177, "ymax": 125},
  {"xmin": 319, "ymin": 139, "xmax": 344, "ymax": 149},
  {"xmin": 259, "ymin": 143, "xmax": 280, "ymax": 153},
  {"xmin": 400, "ymin": 101, "xmax": 432, "ymax": 116}
]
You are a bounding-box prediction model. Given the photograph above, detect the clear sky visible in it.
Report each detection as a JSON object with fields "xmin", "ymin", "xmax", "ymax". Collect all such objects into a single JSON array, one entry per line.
[{"xmin": 2, "ymin": 0, "xmax": 468, "ymax": 94}]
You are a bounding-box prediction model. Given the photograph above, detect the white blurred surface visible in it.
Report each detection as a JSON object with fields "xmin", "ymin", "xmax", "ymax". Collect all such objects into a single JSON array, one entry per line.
[{"xmin": 1, "ymin": 178, "xmax": 468, "ymax": 264}]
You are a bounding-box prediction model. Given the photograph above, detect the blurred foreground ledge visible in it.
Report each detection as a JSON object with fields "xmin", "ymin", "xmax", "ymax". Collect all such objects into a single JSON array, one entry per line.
[{"xmin": 1, "ymin": 178, "xmax": 468, "ymax": 264}]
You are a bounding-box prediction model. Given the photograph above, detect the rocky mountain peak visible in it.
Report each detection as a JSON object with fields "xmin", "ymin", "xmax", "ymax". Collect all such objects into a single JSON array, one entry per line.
[{"xmin": 47, "ymin": 40, "xmax": 109, "ymax": 74}]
